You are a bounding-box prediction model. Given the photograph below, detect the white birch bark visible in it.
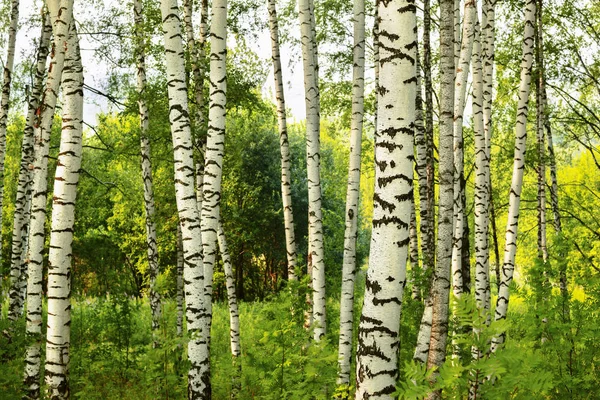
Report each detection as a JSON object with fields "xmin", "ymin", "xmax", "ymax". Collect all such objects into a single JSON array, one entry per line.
[
  {"xmin": 426, "ymin": 0, "xmax": 455, "ymax": 391},
  {"xmin": 22, "ymin": 12, "xmax": 52, "ymax": 400},
  {"xmin": 451, "ymin": 0, "xmax": 476, "ymax": 300},
  {"xmin": 491, "ymin": 0, "xmax": 536, "ymax": 352},
  {"xmin": 45, "ymin": 18, "xmax": 83, "ymax": 400},
  {"xmin": 409, "ymin": 200, "xmax": 420, "ymax": 300},
  {"xmin": 176, "ymin": 223, "xmax": 184, "ymax": 338},
  {"xmin": 298, "ymin": 0, "xmax": 326, "ymax": 341},
  {"xmin": 336, "ymin": 0, "xmax": 365, "ymax": 383},
  {"xmin": 413, "ymin": 46, "xmax": 426, "ymax": 301},
  {"xmin": 199, "ymin": 0, "xmax": 228, "ymax": 394},
  {"xmin": 217, "ymin": 220, "xmax": 241, "ymax": 396},
  {"xmin": 182, "ymin": 0, "xmax": 207, "ymax": 133},
  {"xmin": 454, "ymin": 0, "xmax": 461, "ymax": 69},
  {"xmin": 471, "ymin": 21, "xmax": 490, "ymax": 318},
  {"xmin": 535, "ymin": 1, "xmax": 548, "ymax": 264},
  {"xmin": 354, "ymin": 0, "xmax": 416, "ymax": 396},
  {"xmin": 268, "ymin": 0, "xmax": 298, "ymax": 281},
  {"xmin": 134, "ymin": 0, "xmax": 161, "ymax": 338},
  {"xmin": 159, "ymin": 0, "xmax": 209, "ymax": 396},
  {"xmin": 23, "ymin": 0, "xmax": 72, "ymax": 395},
  {"xmin": 4, "ymin": 0, "xmax": 22, "ymax": 320}
]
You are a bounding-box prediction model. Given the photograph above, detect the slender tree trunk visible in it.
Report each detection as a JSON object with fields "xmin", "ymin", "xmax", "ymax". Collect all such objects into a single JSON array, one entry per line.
[
  {"xmin": 159, "ymin": 0, "xmax": 209, "ymax": 396},
  {"xmin": 4, "ymin": 0, "xmax": 22, "ymax": 320},
  {"xmin": 491, "ymin": 0, "xmax": 536, "ymax": 352},
  {"xmin": 471, "ymin": 21, "xmax": 490, "ymax": 319},
  {"xmin": 454, "ymin": 0, "xmax": 461, "ymax": 69},
  {"xmin": 217, "ymin": 221, "xmax": 241, "ymax": 397},
  {"xmin": 176, "ymin": 224, "xmax": 184, "ymax": 339},
  {"xmin": 336, "ymin": 0, "xmax": 365, "ymax": 383},
  {"xmin": 469, "ymin": 26, "xmax": 490, "ymax": 397},
  {"xmin": 426, "ymin": 0, "xmax": 455, "ymax": 395},
  {"xmin": 451, "ymin": 0, "xmax": 476, "ymax": 300},
  {"xmin": 482, "ymin": 0, "xmax": 497, "ymax": 290},
  {"xmin": 354, "ymin": 0, "xmax": 416, "ymax": 396},
  {"xmin": 410, "ymin": 200, "xmax": 420, "ymax": 300},
  {"xmin": 22, "ymin": 12, "xmax": 52, "ymax": 400},
  {"xmin": 198, "ymin": 0, "xmax": 228, "ymax": 395},
  {"xmin": 535, "ymin": 0, "xmax": 548, "ymax": 264},
  {"xmin": 134, "ymin": 0, "xmax": 161, "ymax": 341},
  {"xmin": 23, "ymin": 0, "xmax": 73, "ymax": 395},
  {"xmin": 298, "ymin": 0, "xmax": 326, "ymax": 341},
  {"xmin": 268, "ymin": 0, "xmax": 298, "ymax": 281},
  {"xmin": 413, "ymin": 0, "xmax": 436, "ymax": 364},
  {"xmin": 183, "ymin": 0, "xmax": 208, "ymax": 138},
  {"xmin": 45, "ymin": 17, "xmax": 83, "ymax": 400},
  {"xmin": 413, "ymin": 44, "xmax": 425, "ymax": 301}
]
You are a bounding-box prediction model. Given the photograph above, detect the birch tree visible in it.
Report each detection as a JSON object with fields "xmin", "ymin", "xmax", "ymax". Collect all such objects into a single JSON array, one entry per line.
[
  {"xmin": 159, "ymin": 0, "xmax": 209, "ymax": 395},
  {"xmin": 217, "ymin": 220, "xmax": 241, "ymax": 396},
  {"xmin": 268, "ymin": 0, "xmax": 298, "ymax": 281},
  {"xmin": 45, "ymin": 17, "xmax": 84, "ymax": 400},
  {"xmin": 22, "ymin": 12, "xmax": 52, "ymax": 400},
  {"xmin": 451, "ymin": 0, "xmax": 476, "ymax": 300},
  {"xmin": 23, "ymin": 0, "xmax": 73, "ymax": 395},
  {"xmin": 491, "ymin": 0, "xmax": 536, "ymax": 352},
  {"xmin": 134, "ymin": 0, "xmax": 161, "ymax": 338},
  {"xmin": 298, "ymin": 0, "xmax": 326, "ymax": 340},
  {"xmin": 426, "ymin": 0, "xmax": 455, "ymax": 391},
  {"xmin": 354, "ymin": 0, "xmax": 416, "ymax": 395},
  {"xmin": 336, "ymin": 0, "xmax": 365, "ymax": 385},
  {"xmin": 199, "ymin": 0, "xmax": 228, "ymax": 394},
  {"xmin": 4, "ymin": 0, "xmax": 22, "ymax": 320}
]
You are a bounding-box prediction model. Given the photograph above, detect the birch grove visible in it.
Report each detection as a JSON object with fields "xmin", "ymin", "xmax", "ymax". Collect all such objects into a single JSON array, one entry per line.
[{"xmin": 0, "ymin": 0, "xmax": 598, "ymax": 398}]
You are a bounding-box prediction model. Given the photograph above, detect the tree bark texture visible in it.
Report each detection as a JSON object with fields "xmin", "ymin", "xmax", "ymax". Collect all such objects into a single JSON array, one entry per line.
[
  {"xmin": 4, "ymin": 0, "xmax": 22, "ymax": 320},
  {"xmin": 298, "ymin": 0, "xmax": 327, "ymax": 341},
  {"xmin": 45, "ymin": 17, "xmax": 83, "ymax": 400},
  {"xmin": 159, "ymin": 0, "xmax": 209, "ymax": 396},
  {"xmin": 426, "ymin": 0, "xmax": 455, "ymax": 393},
  {"xmin": 22, "ymin": 11, "xmax": 52, "ymax": 400},
  {"xmin": 354, "ymin": 0, "xmax": 416, "ymax": 396},
  {"xmin": 491, "ymin": 0, "xmax": 536, "ymax": 352},
  {"xmin": 451, "ymin": 0, "xmax": 477, "ymax": 300},
  {"xmin": 268, "ymin": 0, "xmax": 298, "ymax": 281},
  {"xmin": 134, "ymin": 0, "xmax": 161, "ymax": 339},
  {"xmin": 336, "ymin": 0, "xmax": 365, "ymax": 385}
]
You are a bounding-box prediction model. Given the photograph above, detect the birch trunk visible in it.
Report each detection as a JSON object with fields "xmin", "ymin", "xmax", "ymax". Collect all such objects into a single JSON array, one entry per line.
[
  {"xmin": 24, "ymin": 0, "xmax": 73, "ymax": 395},
  {"xmin": 336, "ymin": 0, "xmax": 365, "ymax": 384},
  {"xmin": 4, "ymin": 0, "xmax": 22, "ymax": 320},
  {"xmin": 159, "ymin": 0, "xmax": 209, "ymax": 396},
  {"xmin": 426, "ymin": 0, "xmax": 455, "ymax": 392},
  {"xmin": 491, "ymin": 0, "xmax": 536, "ymax": 352},
  {"xmin": 217, "ymin": 221, "xmax": 241, "ymax": 396},
  {"xmin": 199, "ymin": 0, "xmax": 228, "ymax": 395},
  {"xmin": 410, "ymin": 200, "xmax": 420, "ymax": 300},
  {"xmin": 471, "ymin": 21, "xmax": 490, "ymax": 318},
  {"xmin": 451, "ymin": 0, "xmax": 476, "ymax": 300},
  {"xmin": 45, "ymin": 18, "xmax": 83, "ymax": 400},
  {"xmin": 298, "ymin": 0, "xmax": 326, "ymax": 341},
  {"xmin": 182, "ymin": 0, "xmax": 208, "ymax": 134},
  {"xmin": 413, "ymin": 45, "xmax": 425, "ymax": 301},
  {"xmin": 22, "ymin": 12, "xmax": 52, "ymax": 400},
  {"xmin": 176, "ymin": 224, "xmax": 184, "ymax": 338},
  {"xmin": 413, "ymin": 0, "xmax": 436, "ymax": 363},
  {"xmin": 354, "ymin": 0, "xmax": 416, "ymax": 395},
  {"xmin": 535, "ymin": 0, "xmax": 548, "ymax": 263},
  {"xmin": 134, "ymin": 0, "xmax": 161, "ymax": 339},
  {"xmin": 268, "ymin": 0, "xmax": 298, "ymax": 281}
]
